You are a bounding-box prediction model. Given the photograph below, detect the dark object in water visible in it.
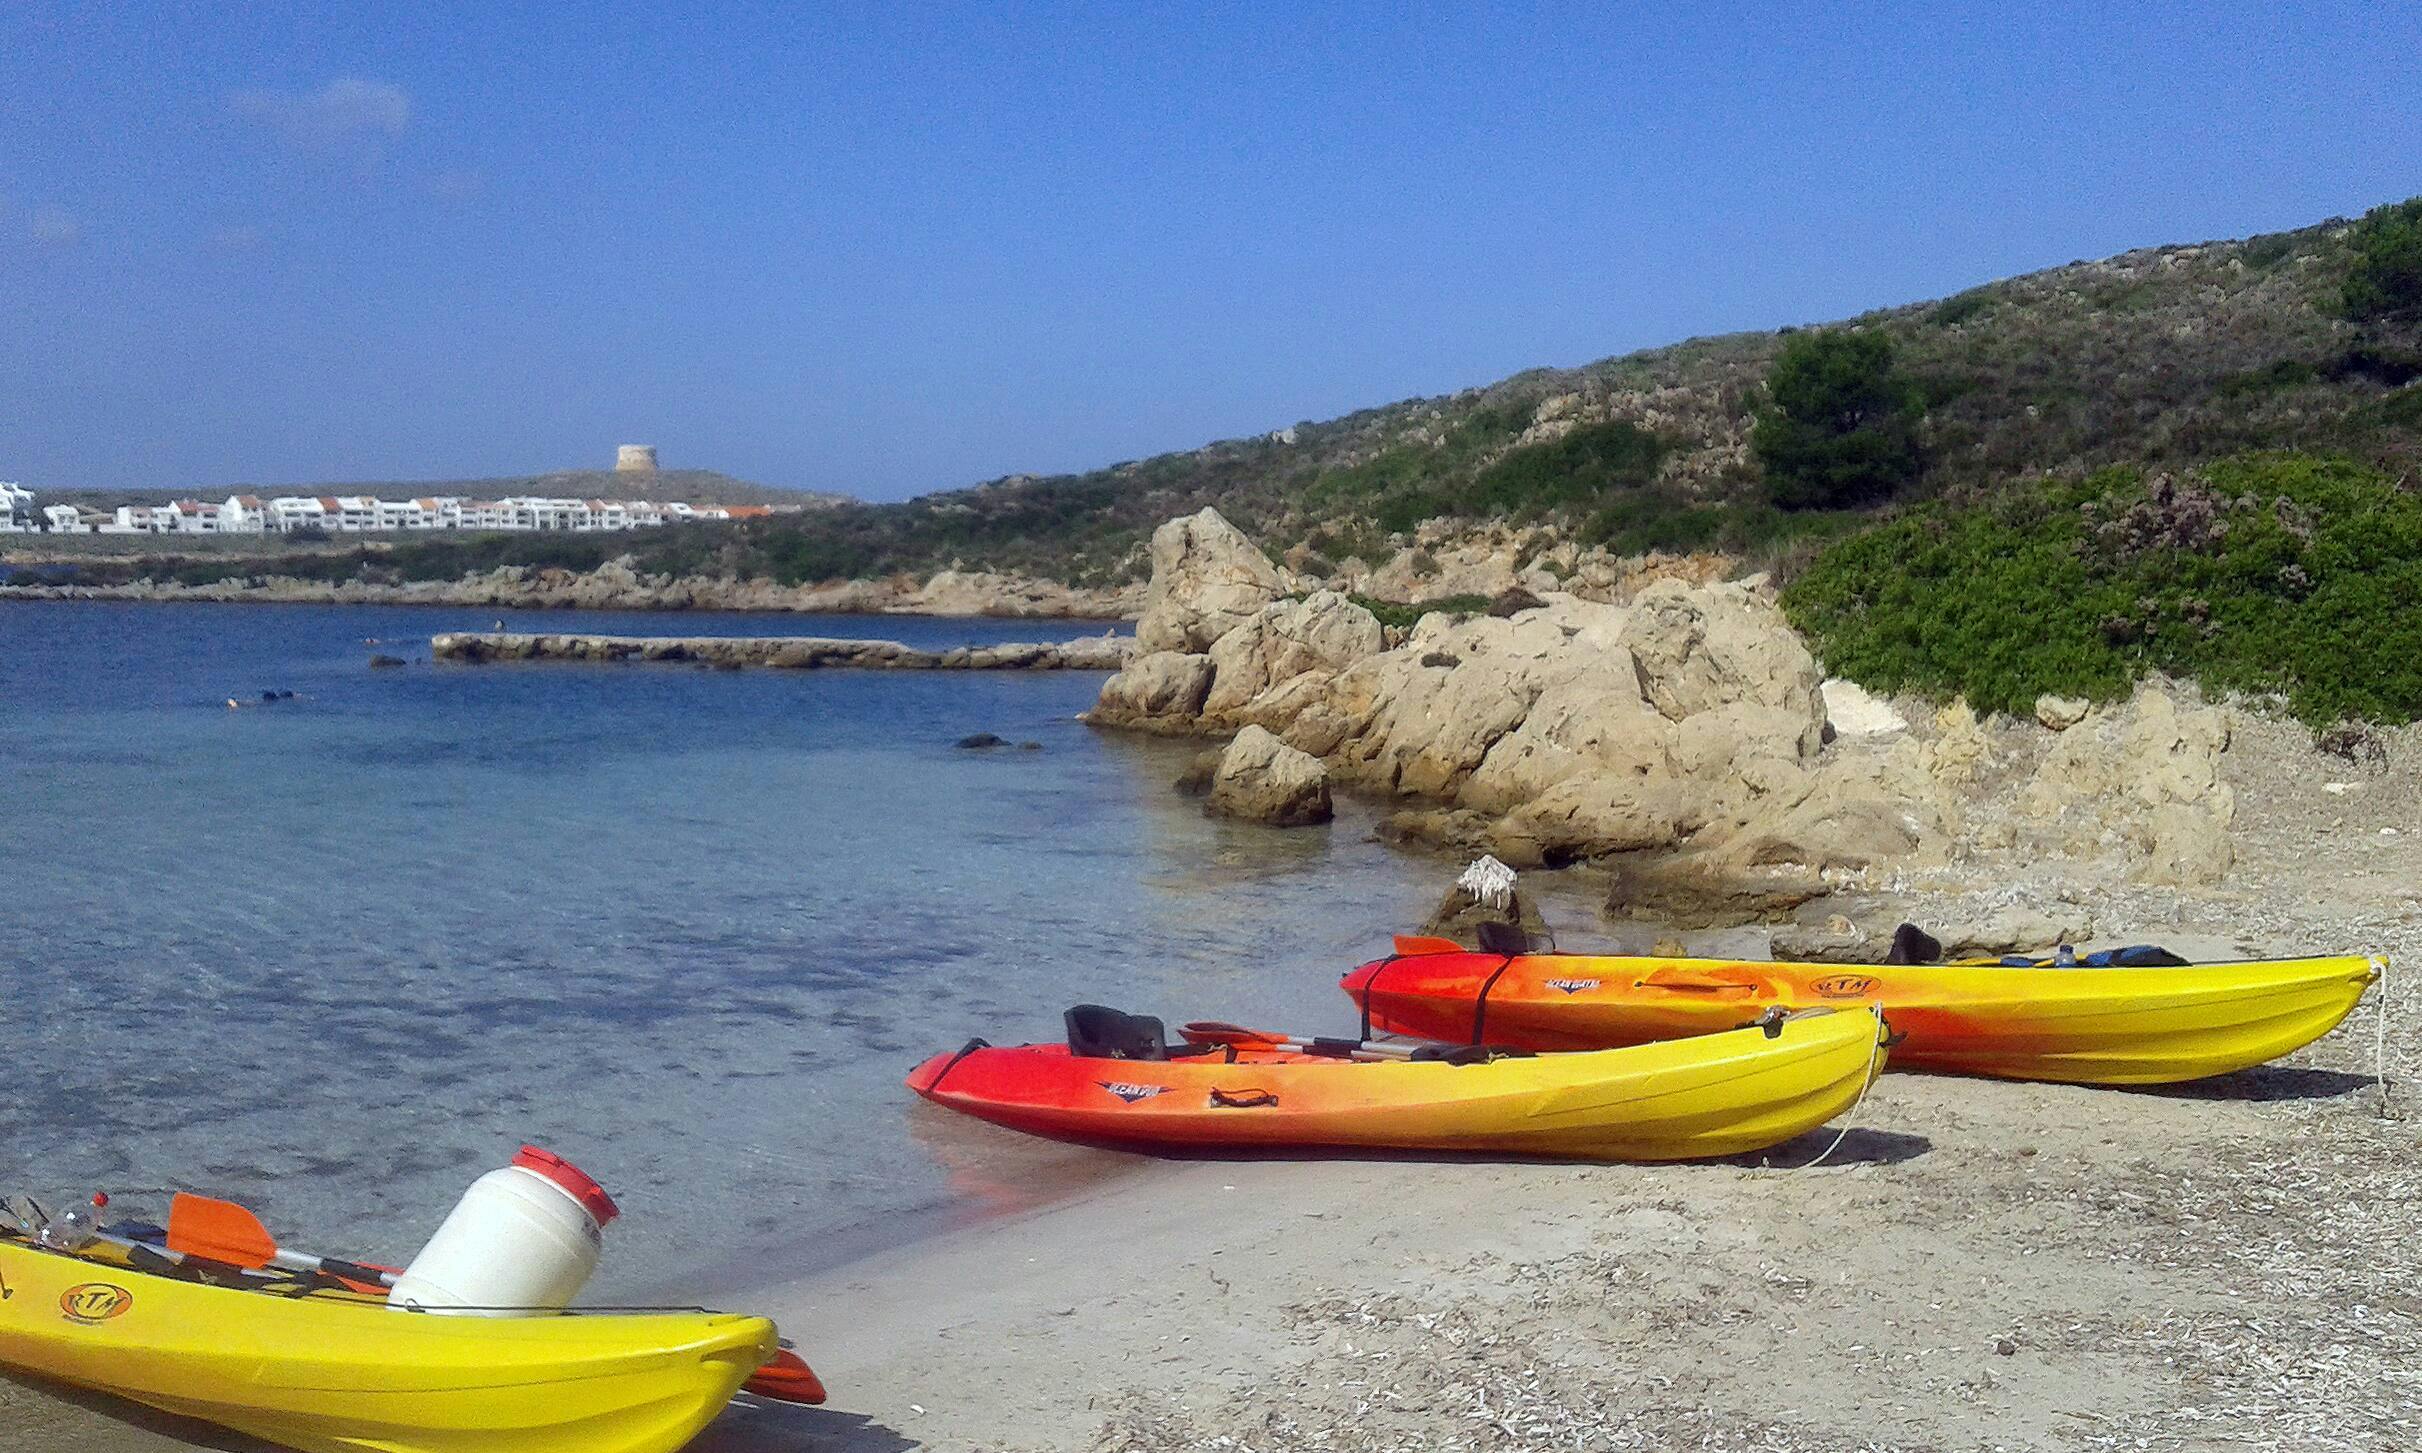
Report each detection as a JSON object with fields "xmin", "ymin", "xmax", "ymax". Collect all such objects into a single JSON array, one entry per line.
[
  {"xmin": 369, "ymin": 654, "xmax": 407, "ymax": 669},
  {"xmin": 956, "ymin": 733, "xmax": 1007, "ymax": 749}
]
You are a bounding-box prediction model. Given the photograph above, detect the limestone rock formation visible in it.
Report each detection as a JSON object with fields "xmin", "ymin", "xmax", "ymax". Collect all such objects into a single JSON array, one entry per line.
[
  {"xmin": 2034, "ymin": 694, "xmax": 2091, "ymax": 731},
  {"xmin": 1205, "ymin": 725, "xmax": 1333, "ymax": 827},
  {"xmin": 2017, "ymin": 685, "xmax": 2235, "ymax": 886},
  {"xmin": 1089, "ymin": 651, "xmax": 1216, "ymax": 728},
  {"xmin": 1618, "ymin": 579, "xmax": 1827, "ymax": 755},
  {"xmin": 1200, "ymin": 591, "xmax": 1384, "ymax": 721},
  {"xmin": 1419, "ymin": 856, "xmax": 1556, "ymax": 948},
  {"xmin": 1135, "ymin": 508, "xmax": 1286, "ymax": 653}
]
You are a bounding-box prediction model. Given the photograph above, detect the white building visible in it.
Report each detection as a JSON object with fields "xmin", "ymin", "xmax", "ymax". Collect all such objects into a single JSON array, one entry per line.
[
  {"xmin": 169, "ymin": 500, "xmax": 223, "ymax": 533},
  {"xmin": 0, "ymin": 482, "xmax": 33, "ymax": 532},
  {"xmin": 42, "ymin": 504, "xmax": 89, "ymax": 533},
  {"xmin": 219, "ymin": 495, "xmax": 269, "ymax": 533},
  {"xmin": 270, "ymin": 496, "xmax": 328, "ymax": 532}
]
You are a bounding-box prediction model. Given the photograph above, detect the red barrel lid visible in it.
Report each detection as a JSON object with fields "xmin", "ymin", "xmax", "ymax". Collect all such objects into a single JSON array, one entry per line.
[{"xmin": 511, "ymin": 1145, "xmax": 620, "ymax": 1227}]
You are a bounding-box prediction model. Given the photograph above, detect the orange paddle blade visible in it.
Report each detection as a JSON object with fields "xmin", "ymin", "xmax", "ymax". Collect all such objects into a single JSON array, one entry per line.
[
  {"xmin": 167, "ymin": 1192, "xmax": 280, "ymax": 1269},
  {"xmin": 1177, "ymin": 1020, "xmax": 1280, "ymax": 1047},
  {"xmin": 1391, "ymin": 934, "xmax": 1465, "ymax": 956},
  {"xmin": 742, "ymin": 1348, "xmax": 827, "ymax": 1404}
]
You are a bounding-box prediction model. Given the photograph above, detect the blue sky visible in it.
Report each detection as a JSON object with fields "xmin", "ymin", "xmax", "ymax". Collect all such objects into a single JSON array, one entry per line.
[{"xmin": 3, "ymin": 3, "xmax": 2416, "ymax": 498}]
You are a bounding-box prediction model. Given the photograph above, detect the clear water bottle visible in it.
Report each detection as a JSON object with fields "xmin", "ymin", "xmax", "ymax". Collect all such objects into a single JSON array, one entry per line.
[
  {"xmin": 37, "ymin": 1193, "xmax": 107, "ymax": 1251},
  {"xmin": 2053, "ymin": 944, "xmax": 2078, "ymax": 968}
]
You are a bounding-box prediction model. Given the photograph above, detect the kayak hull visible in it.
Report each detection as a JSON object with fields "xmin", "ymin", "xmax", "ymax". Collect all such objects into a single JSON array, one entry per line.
[
  {"xmin": 1343, "ymin": 950, "xmax": 2383, "ymax": 1085},
  {"xmin": 907, "ymin": 1007, "xmax": 1888, "ymax": 1162},
  {"xmin": 0, "ymin": 1240, "xmax": 774, "ymax": 1453}
]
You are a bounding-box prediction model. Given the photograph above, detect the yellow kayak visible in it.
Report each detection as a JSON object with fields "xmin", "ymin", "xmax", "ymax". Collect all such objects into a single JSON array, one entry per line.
[
  {"xmin": 0, "ymin": 1235, "xmax": 774, "ymax": 1453},
  {"xmin": 1347, "ymin": 942, "xmax": 2383, "ymax": 1084},
  {"xmin": 910, "ymin": 1003, "xmax": 1891, "ymax": 1161}
]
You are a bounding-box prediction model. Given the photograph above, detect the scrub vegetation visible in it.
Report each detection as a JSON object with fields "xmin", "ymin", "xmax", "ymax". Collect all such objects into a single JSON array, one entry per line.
[{"xmin": 1782, "ymin": 454, "xmax": 2422, "ymax": 725}]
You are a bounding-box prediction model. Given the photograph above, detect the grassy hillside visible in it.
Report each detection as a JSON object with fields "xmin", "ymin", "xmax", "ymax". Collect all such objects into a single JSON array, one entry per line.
[{"xmin": 20, "ymin": 200, "xmax": 2420, "ymax": 598}]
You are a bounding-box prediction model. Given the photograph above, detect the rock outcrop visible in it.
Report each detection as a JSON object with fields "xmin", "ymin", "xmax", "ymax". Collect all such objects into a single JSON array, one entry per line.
[
  {"xmin": 1135, "ymin": 509, "xmax": 1287, "ymax": 653},
  {"xmin": 2016, "ymin": 686, "xmax": 2235, "ymax": 886},
  {"xmin": 1205, "ymin": 725, "xmax": 1333, "ymax": 826},
  {"xmin": 1090, "ymin": 650, "xmax": 1218, "ymax": 727},
  {"xmin": 1091, "ymin": 509, "xmax": 1947, "ymax": 893},
  {"xmin": 432, "ymin": 630, "xmax": 1135, "ymax": 671},
  {"xmin": 1201, "ymin": 591, "xmax": 1385, "ymax": 721}
]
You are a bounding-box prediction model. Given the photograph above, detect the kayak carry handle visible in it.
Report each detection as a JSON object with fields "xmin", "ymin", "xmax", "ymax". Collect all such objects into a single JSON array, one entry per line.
[{"xmin": 1635, "ymin": 968, "xmax": 1765, "ymax": 995}]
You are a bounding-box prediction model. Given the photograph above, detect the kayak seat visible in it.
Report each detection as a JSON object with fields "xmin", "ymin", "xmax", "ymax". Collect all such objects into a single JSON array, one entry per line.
[
  {"xmin": 1408, "ymin": 1043, "xmax": 1537, "ymax": 1065},
  {"xmin": 1884, "ymin": 923, "xmax": 1944, "ymax": 964},
  {"xmin": 1475, "ymin": 920, "xmax": 1534, "ymax": 955},
  {"xmin": 1064, "ymin": 1004, "xmax": 1173, "ymax": 1061}
]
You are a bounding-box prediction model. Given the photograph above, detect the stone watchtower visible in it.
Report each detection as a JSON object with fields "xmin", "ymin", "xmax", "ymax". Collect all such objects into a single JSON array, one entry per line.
[{"xmin": 615, "ymin": 444, "xmax": 659, "ymax": 473}]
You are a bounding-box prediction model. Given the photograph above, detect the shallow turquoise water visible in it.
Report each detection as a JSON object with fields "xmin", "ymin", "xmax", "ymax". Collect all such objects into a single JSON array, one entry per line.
[{"xmin": 0, "ymin": 600, "xmax": 1560, "ymax": 1296}]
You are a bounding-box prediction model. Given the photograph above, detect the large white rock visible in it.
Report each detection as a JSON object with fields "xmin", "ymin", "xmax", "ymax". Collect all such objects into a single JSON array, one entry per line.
[
  {"xmin": 1201, "ymin": 590, "xmax": 1384, "ymax": 720},
  {"xmin": 1617, "ymin": 579, "xmax": 1827, "ymax": 755},
  {"xmin": 1088, "ymin": 651, "xmax": 1214, "ymax": 726},
  {"xmin": 1206, "ymin": 725, "xmax": 1333, "ymax": 826},
  {"xmin": 1134, "ymin": 508, "xmax": 1286, "ymax": 654},
  {"xmin": 1822, "ymin": 678, "xmax": 1908, "ymax": 737}
]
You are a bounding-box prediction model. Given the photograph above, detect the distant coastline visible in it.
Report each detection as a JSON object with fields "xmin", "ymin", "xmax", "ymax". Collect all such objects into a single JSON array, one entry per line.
[{"xmin": 0, "ymin": 561, "xmax": 1145, "ymax": 620}]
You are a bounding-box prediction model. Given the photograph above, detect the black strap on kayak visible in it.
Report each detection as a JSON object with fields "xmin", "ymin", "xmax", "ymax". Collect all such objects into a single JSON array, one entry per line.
[
  {"xmin": 925, "ymin": 1037, "xmax": 991, "ymax": 1093},
  {"xmin": 1468, "ymin": 955, "xmax": 1517, "ymax": 1046},
  {"xmin": 1208, "ymin": 1087, "xmax": 1278, "ymax": 1109},
  {"xmin": 1355, "ymin": 956, "xmax": 1398, "ymax": 1041}
]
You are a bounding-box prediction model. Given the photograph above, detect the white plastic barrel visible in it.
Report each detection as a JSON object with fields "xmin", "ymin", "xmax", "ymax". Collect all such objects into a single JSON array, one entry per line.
[{"xmin": 388, "ymin": 1146, "xmax": 620, "ymax": 1317}]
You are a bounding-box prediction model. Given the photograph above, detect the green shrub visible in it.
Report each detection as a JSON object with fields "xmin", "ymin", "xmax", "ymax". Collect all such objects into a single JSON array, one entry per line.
[
  {"xmin": 2342, "ymin": 196, "xmax": 2422, "ymax": 323},
  {"xmin": 1347, "ymin": 593, "xmax": 1493, "ymax": 630},
  {"xmin": 1462, "ymin": 420, "xmax": 1670, "ymax": 516},
  {"xmin": 1783, "ymin": 453, "xmax": 2422, "ymax": 723},
  {"xmin": 1752, "ymin": 330, "xmax": 1926, "ymax": 510},
  {"xmin": 2215, "ymin": 359, "xmax": 2320, "ymax": 397},
  {"xmin": 1927, "ymin": 290, "xmax": 1996, "ymax": 327}
]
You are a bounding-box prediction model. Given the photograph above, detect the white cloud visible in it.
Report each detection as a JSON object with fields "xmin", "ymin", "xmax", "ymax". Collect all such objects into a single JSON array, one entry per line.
[
  {"xmin": 29, "ymin": 204, "xmax": 81, "ymax": 247},
  {"xmin": 231, "ymin": 78, "xmax": 411, "ymax": 150}
]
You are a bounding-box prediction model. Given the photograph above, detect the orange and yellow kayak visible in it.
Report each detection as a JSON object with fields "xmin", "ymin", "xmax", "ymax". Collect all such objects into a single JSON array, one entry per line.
[
  {"xmin": 1343, "ymin": 938, "xmax": 2383, "ymax": 1085},
  {"xmin": 906, "ymin": 1005, "xmax": 1889, "ymax": 1162}
]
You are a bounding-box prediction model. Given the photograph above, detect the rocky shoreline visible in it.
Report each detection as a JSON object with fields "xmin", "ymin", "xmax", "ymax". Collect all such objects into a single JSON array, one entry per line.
[
  {"xmin": 430, "ymin": 630, "xmax": 1133, "ymax": 671},
  {"xmin": 1088, "ymin": 507, "xmax": 2255, "ymax": 943},
  {"xmin": 0, "ymin": 558, "xmax": 1144, "ymax": 619}
]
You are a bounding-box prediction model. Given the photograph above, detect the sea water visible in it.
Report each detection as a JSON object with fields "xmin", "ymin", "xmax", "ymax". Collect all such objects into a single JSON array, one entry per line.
[{"xmin": 0, "ymin": 601, "xmax": 1604, "ymax": 1297}]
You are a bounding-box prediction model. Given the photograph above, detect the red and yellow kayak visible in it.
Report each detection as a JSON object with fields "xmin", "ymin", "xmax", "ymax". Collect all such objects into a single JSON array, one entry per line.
[
  {"xmin": 907, "ymin": 1005, "xmax": 1889, "ymax": 1162},
  {"xmin": 1343, "ymin": 938, "xmax": 2383, "ymax": 1085}
]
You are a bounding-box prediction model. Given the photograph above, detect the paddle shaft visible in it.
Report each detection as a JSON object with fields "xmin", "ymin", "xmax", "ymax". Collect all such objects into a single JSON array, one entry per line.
[{"xmin": 268, "ymin": 1245, "xmax": 398, "ymax": 1287}]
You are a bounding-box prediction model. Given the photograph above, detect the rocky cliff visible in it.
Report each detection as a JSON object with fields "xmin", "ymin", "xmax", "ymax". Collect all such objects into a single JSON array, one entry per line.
[{"xmin": 1086, "ymin": 508, "xmax": 2241, "ymax": 920}]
